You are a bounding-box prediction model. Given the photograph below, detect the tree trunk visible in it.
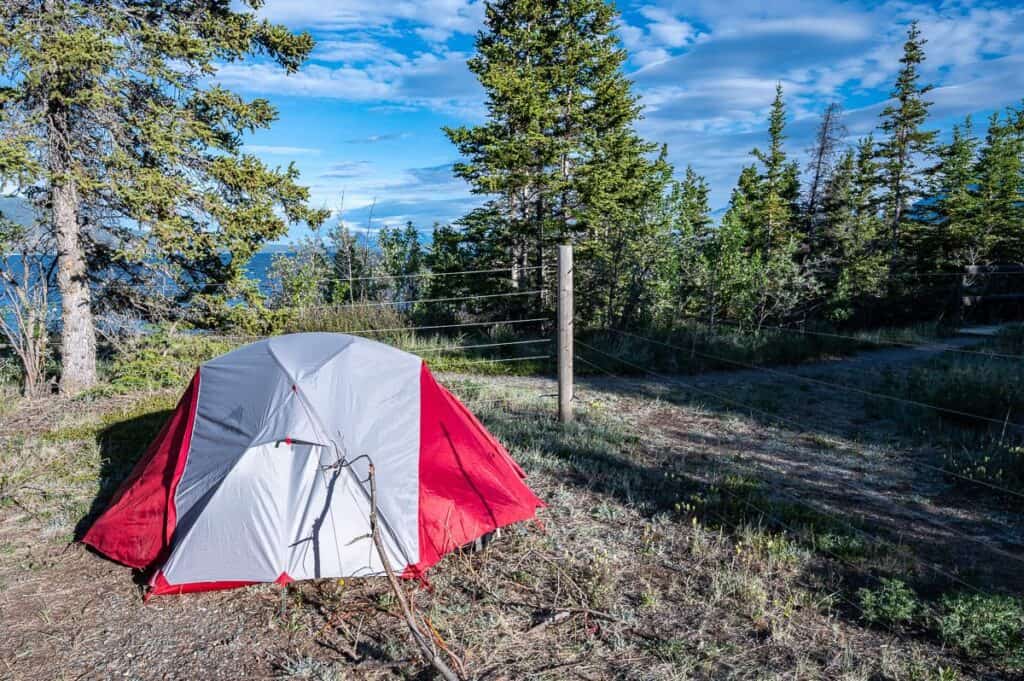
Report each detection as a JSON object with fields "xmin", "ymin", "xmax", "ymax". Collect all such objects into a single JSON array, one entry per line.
[{"xmin": 53, "ymin": 175, "xmax": 97, "ymax": 394}]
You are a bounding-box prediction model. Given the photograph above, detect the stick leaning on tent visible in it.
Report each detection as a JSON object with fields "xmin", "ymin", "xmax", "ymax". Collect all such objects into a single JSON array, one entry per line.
[{"xmin": 367, "ymin": 462, "xmax": 465, "ymax": 681}]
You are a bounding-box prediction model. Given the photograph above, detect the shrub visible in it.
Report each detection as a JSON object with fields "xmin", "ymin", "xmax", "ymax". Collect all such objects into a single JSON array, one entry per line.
[
  {"xmin": 274, "ymin": 304, "xmax": 406, "ymax": 336},
  {"xmin": 107, "ymin": 330, "xmax": 236, "ymax": 392},
  {"xmin": 936, "ymin": 593, "xmax": 1024, "ymax": 664},
  {"xmin": 857, "ymin": 578, "xmax": 920, "ymax": 628}
]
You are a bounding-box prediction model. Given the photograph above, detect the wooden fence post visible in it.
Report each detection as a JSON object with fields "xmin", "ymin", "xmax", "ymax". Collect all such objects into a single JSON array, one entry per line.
[{"xmin": 558, "ymin": 244, "xmax": 573, "ymax": 423}]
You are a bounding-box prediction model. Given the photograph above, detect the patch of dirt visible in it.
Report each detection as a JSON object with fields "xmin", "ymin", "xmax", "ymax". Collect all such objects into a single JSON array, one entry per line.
[{"xmin": 0, "ymin": 349, "xmax": 1021, "ymax": 680}]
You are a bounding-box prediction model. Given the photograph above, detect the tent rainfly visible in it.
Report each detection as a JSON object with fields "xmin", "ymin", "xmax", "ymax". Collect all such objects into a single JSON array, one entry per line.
[{"xmin": 83, "ymin": 333, "xmax": 543, "ymax": 596}]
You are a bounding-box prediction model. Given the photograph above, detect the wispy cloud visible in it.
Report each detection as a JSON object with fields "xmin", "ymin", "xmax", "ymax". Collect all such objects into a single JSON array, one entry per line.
[
  {"xmin": 246, "ymin": 145, "xmax": 321, "ymax": 156},
  {"xmin": 217, "ymin": 48, "xmax": 481, "ymax": 116},
  {"xmin": 256, "ymin": 0, "xmax": 484, "ymax": 42},
  {"xmin": 248, "ymin": 0, "xmax": 1024, "ymax": 237},
  {"xmin": 319, "ymin": 161, "xmax": 372, "ymax": 179},
  {"xmin": 343, "ymin": 133, "xmax": 411, "ymax": 144}
]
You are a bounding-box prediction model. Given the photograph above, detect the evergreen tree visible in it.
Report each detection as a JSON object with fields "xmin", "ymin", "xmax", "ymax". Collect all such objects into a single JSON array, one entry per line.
[
  {"xmin": 446, "ymin": 0, "xmax": 663, "ymax": 321},
  {"xmin": 662, "ymin": 166, "xmax": 713, "ymax": 324},
  {"xmin": 423, "ymin": 212, "xmax": 522, "ymax": 322},
  {"xmin": 923, "ymin": 118, "xmax": 981, "ymax": 270},
  {"xmin": 975, "ymin": 110, "xmax": 1024, "ymax": 263},
  {"xmin": 877, "ymin": 21, "xmax": 937, "ymax": 277},
  {"xmin": 0, "ymin": 0, "xmax": 327, "ymax": 392},
  {"xmin": 817, "ymin": 138, "xmax": 887, "ymax": 321},
  {"xmin": 677, "ymin": 166, "xmax": 714, "ymax": 239},
  {"xmin": 703, "ymin": 198, "xmax": 754, "ymax": 329},
  {"xmin": 750, "ymin": 83, "xmax": 801, "ymax": 257},
  {"xmin": 726, "ymin": 165, "xmax": 762, "ymax": 238},
  {"xmin": 719, "ymin": 84, "xmax": 808, "ymax": 326}
]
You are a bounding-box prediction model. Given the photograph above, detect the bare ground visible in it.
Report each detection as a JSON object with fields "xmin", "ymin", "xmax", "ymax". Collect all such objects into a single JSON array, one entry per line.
[{"xmin": 1, "ymin": 347, "xmax": 1022, "ymax": 680}]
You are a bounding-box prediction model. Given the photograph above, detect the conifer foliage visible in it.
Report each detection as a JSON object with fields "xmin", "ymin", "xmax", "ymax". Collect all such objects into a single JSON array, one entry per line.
[
  {"xmin": 0, "ymin": 0, "xmax": 327, "ymax": 392},
  {"xmin": 445, "ymin": 0, "xmax": 672, "ymax": 326}
]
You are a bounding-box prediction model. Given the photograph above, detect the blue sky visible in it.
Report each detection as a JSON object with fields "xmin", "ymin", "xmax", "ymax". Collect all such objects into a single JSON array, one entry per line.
[{"xmin": 224, "ymin": 0, "xmax": 1024, "ymax": 242}]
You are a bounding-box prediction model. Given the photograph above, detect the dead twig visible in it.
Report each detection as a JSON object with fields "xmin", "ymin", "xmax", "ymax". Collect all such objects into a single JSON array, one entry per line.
[{"xmin": 367, "ymin": 463, "xmax": 465, "ymax": 681}]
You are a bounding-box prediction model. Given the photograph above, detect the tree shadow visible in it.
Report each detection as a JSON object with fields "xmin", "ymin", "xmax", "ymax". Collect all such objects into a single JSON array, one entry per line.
[
  {"xmin": 72, "ymin": 406, "xmax": 175, "ymax": 543},
  {"xmin": 482, "ymin": 383, "xmax": 1024, "ymax": 674}
]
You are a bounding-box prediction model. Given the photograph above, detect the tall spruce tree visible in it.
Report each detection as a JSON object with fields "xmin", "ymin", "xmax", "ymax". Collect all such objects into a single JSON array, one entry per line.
[
  {"xmin": 877, "ymin": 21, "xmax": 937, "ymax": 279},
  {"xmin": 446, "ymin": 0, "xmax": 663, "ymax": 321},
  {"xmin": 924, "ymin": 118, "xmax": 981, "ymax": 270},
  {"xmin": 975, "ymin": 109, "xmax": 1024, "ymax": 263},
  {"xmin": 0, "ymin": 0, "xmax": 327, "ymax": 392},
  {"xmin": 677, "ymin": 165, "xmax": 714, "ymax": 239},
  {"xmin": 661, "ymin": 166, "xmax": 713, "ymax": 325},
  {"xmin": 817, "ymin": 137, "xmax": 887, "ymax": 321},
  {"xmin": 750, "ymin": 83, "xmax": 801, "ymax": 258}
]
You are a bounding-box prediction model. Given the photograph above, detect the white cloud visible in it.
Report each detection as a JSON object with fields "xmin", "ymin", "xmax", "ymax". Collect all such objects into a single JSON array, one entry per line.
[
  {"xmin": 320, "ymin": 161, "xmax": 373, "ymax": 179},
  {"xmin": 217, "ymin": 48, "xmax": 481, "ymax": 115},
  {"xmin": 246, "ymin": 145, "xmax": 321, "ymax": 155},
  {"xmin": 311, "ymin": 39, "xmax": 406, "ymax": 64},
  {"xmin": 638, "ymin": 7, "xmax": 698, "ymax": 48},
  {"xmin": 257, "ymin": 0, "xmax": 484, "ymax": 42}
]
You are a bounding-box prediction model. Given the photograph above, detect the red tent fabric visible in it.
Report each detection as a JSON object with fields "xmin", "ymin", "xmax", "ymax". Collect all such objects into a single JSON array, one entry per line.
[
  {"xmin": 81, "ymin": 333, "xmax": 543, "ymax": 596},
  {"xmin": 83, "ymin": 373, "xmax": 200, "ymax": 569}
]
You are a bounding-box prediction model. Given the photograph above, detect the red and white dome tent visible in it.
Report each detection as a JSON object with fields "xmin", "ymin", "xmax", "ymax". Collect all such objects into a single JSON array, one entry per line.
[{"xmin": 83, "ymin": 333, "xmax": 544, "ymax": 596}]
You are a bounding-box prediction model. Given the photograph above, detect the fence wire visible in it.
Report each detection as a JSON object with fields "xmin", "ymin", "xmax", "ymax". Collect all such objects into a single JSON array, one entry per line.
[
  {"xmin": 694, "ymin": 315, "xmax": 1024, "ymax": 362},
  {"xmin": 605, "ymin": 327, "xmax": 1024, "ymax": 430},
  {"xmin": 573, "ymin": 336, "xmax": 1024, "ymax": 504},
  {"xmin": 571, "ymin": 351, "xmax": 1024, "ymax": 595}
]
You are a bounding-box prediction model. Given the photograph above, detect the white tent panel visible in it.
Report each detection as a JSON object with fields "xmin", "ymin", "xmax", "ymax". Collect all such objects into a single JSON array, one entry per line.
[
  {"xmin": 162, "ymin": 441, "xmax": 411, "ymax": 585},
  {"xmin": 294, "ymin": 338, "xmax": 422, "ymax": 567}
]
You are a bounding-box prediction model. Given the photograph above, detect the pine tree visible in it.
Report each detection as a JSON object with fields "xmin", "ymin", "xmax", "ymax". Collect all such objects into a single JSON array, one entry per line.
[
  {"xmin": 815, "ymin": 137, "xmax": 886, "ymax": 322},
  {"xmin": 0, "ymin": 1, "xmax": 327, "ymax": 392},
  {"xmin": 720, "ymin": 83, "xmax": 808, "ymax": 327},
  {"xmin": 877, "ymin": 21, "xmax": 937, "ymax": 278},
  {"xmin": 832, "ymin": 137, "xmax": 887, "ymax": 321},
  {"xmin": 677, "ymin": 166, "xmax": 714, "ymax": 240},
  {"xmin": 726, "ymin": 165, "xmax": 762, "ymax": 238},
  {"xmin": 446, "ymin": 0, "xmax": 662, "ymax": 322},
  {"xmin": 662, "ymin": 166, "xmax": 713, "ymax": 324},
  {"xmin": 703, "ymin": 199, "xmax": 754, "ymax": 329},
  {"xmin": 923, "ymin": 118, "xmax": 980, "ymax": 270},
  {"xmin": 750, "ymin": 83, "xmax": 801, "ymax": 257},
  {"xmin": 975, "ymin": 110, "xmax": 1024, "ymax": 263}
]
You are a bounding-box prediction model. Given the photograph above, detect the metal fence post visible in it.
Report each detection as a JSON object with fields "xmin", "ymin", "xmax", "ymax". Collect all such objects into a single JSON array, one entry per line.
[{"xmin": 557, "ymin": 244, "xmax": 573, "ymax": 423}]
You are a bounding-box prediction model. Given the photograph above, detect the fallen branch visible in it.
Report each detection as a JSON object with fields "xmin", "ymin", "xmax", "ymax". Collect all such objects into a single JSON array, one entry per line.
[{"xmin": 367, "ymin": 463, "xmax": 464, "ymax": 681}]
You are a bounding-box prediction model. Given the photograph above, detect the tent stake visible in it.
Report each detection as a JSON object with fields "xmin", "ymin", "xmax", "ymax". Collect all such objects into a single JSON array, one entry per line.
[{"xmin": 367, "ymin": 463, "xmax": 464, "ymax": 681}]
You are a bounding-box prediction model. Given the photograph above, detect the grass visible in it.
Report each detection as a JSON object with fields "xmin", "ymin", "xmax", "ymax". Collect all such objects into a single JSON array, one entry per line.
[
  {"xmin": 856, "ymin": 580, "xmax": 1024, "ymax": 669},
  {"xmin": 862, "ymin": 327, "xmax": 1024, "ymax": 496},
  {"xmin": 2, "ymin": 324, "xmax": 1024, "ymax": 678}
]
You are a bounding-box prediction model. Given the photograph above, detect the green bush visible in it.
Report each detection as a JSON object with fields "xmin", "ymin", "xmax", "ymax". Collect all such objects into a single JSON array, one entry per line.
[
  {"xmin": 936, "ymin": 593, "xmax": 1024, "ymax": 664},
  {"xmin": 857, "ymin": 578, "xmax": 920, "ymax": 628},
  {"xmin": 107, "ymin": 330, "xmax": 236, "ymax": 392}
]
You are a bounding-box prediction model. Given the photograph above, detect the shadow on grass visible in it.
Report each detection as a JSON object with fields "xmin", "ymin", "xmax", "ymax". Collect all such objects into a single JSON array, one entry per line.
[
  {"xmin": 479, "ymin": 392, "xmax": 1024, "ymax": 674},
  {"xmin": 72, "ymin": 406, "xmax": 175, "ymax": 543}
]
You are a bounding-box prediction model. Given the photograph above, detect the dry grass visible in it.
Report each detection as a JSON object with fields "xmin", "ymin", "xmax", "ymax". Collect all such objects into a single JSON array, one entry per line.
[{"xmin": 0, "ymin": 367, "xmax": 1020, "ymax": 680}]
